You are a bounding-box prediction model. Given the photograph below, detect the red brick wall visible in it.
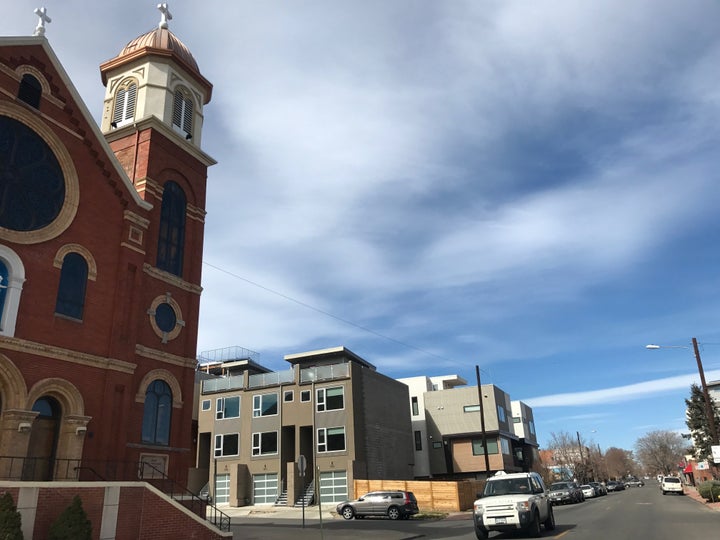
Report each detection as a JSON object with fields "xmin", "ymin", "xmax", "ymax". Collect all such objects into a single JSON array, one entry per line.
[{"xmin": 2, "ymin": 484, "xmax": 228, "ymax": 540}]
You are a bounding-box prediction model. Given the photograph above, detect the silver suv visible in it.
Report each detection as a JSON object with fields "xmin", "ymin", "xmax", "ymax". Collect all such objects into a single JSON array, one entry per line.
[
  {"xmin": 473, "ymin": 471, "xmax": 555, "ymax": 538},
  {"xmin": 336, "ymin": 490, "xmax": 419, "ymax": 520}
]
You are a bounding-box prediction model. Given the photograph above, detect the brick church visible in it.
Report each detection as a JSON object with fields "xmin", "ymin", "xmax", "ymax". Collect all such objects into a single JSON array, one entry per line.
[{"xmin": 0, "ymin": 6, "xmax": 214, "ymax": 486}]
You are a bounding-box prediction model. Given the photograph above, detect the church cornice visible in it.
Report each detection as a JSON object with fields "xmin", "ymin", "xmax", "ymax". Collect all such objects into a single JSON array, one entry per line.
[
  {"xmin": 0, "ymin": 336, "xmax": 137, "ymax": 374},
  {"xmin": 143, "ymin": 263, "xmax": 202, "ymax": 294}
]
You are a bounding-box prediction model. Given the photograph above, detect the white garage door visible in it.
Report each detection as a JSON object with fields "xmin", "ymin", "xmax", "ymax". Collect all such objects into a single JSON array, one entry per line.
[
  {"xmin": 253, "ymin": 473, "xmax": 278, "ymax": 504},
  {"xmin": 214, "ymin": 473, "xmax": 230, "ymax": 504},
  {"xmin": 319, "ymin": 470, "xmax": 348, "ymax": 504}
]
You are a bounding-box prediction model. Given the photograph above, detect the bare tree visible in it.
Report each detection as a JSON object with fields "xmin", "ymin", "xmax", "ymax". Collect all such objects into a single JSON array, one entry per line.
[
  {"xmin": 635, "ymin": 430, "xmax": 686, "ymax": 475},
  {"xmin": 604, "ymin": 447, "xmax": 637, "ymax": 480}
]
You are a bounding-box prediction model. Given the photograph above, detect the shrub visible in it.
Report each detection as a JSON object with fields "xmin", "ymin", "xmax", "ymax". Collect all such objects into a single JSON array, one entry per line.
[
  {"xmin": 48, "ymin": 495, "xmax": 91, "ymax": 540},
  {"xmin": 697, "ymin": 480, "xmax": 720, "ymax": 502},
  {"xmin": 0, "ymin": 492, "xmax": 23, "ymax": 539}
]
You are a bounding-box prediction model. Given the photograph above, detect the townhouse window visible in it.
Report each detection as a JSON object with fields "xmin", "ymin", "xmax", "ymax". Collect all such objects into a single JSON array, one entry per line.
[
  {"xmin": 463, "ymin": 405, "xmax": 480, "ymax": 413},
  {"xmin": 300, "ymin": 390, "xmax": 311, "ymax": 402},
  {"xmin": 317, "ymin": 426, "xmax": 345, "ymax": 453},
  {"xmin": 513, "ymin": 416, "xmax": 522, "ymax": 423},
  {"xmin": 316, "ymin": 386, "xmax": 343, "ymax": 412},
  {"xmin": 156, "ymin": 181, "xmax": 186, "ymax": 277},
  {"xmin": 497, "ymin": 405, "xmax": 506, "ymax": 423},
  {"xmin": 432, "ymin": 441, "xmax": 442, "ymax": 449},
  {"xmin": 141, "ymin": 380, "xmax": 172, "ymax": 445},
  {"xmin": 214, "ymin": 433, "xmax": 239, "ymax": 457},
  {"xmin": 411, "ymin": 396, "xmax": 419, "ymax": 416},
  {"xmin": 216, "ymin": 396, "xmax": 240, "ymax": 420},
  {"xmin": 253, "ymin": 393, "xmax": 278, "ymax": 417},
  {"xmin": 472, "ymin": 438, "xmax": 499, "ymax": 455},
  {"xmin": 414, "ymin": 430, "xmax": 422, "ymax": 451},
  {"xmin": 529, "ymin": 421, "xmax": 536, "ymax": 435},
  {"xmin": 55, "ymin": 252, "xmax": 88, "ymax": 320},
  {"xmin": 201, "ymin": 399, "xmax": 211, "ymax": 411},
  {"xmin": 284, "ymin": 390, "xmax": 294, "ymax": 402},
  {"xmin": 252, "ymin": 431, "xmax": 278, "ymax": 456},
  {"xmin": 501, "ymin": 438, "xmax": 511, "ymax": 455}
]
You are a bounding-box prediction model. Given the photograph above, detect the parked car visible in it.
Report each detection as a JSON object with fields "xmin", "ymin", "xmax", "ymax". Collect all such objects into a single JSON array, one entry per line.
[
  {"xmin": 580, "ymin": 485, "xmax": 596, "ymax": 498},
  {"xmin": 473, "ymin": 471, "xmax": 555, "ymax": 539},
  {"xmin": 606, "ymin": 481, "xmax": 625, "ymax": 492},
  {"xmin": 589, "ymin": 482, "xmax": 607, "ymax": 496},
  {"xmin": 548, "ymin": 481, "xmax": 584, "ymax": 504},
  {"xmin": 626, "ymin": 478, "xmax": 644, "ymax": 487},
  {"xmin": 661, "ymin": 476, "xmax": 684, "ymax": 496},
  {"xmin": 336, "ymin": 490, "xmax": 419, "ymax": 520}
]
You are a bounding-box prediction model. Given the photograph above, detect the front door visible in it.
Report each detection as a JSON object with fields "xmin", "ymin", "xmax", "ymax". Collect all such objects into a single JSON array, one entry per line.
[{"xmin": 24, "ymin": 397, "xmax": 60, "ymax": 480}]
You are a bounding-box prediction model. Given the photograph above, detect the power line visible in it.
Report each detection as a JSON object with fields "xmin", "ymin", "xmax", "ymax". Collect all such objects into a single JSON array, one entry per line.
[{"xmin": 202, "ymin": 260, "xmax": 481, "ymax": 369}]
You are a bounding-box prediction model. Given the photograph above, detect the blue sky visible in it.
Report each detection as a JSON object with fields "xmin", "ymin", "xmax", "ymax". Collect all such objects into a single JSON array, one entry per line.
[{"xmin": 5, "ymin": 1, "xmax": 720, "ymax": 455}]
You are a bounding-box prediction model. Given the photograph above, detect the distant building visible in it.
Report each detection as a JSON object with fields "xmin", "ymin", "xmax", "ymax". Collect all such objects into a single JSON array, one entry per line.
[
  {"xmin": 398, "ymin": 376, "xmax": 539, "ymax": 479},
  {"xmin": 196, "ymin": 346, "xmax": 414, "ymax": 506}
]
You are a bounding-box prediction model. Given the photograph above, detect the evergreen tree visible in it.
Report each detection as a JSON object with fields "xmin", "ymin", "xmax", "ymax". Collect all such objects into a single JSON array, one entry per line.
[
  {"xmin": 684, "ymin": 383, "xmax": 720, "ymax": 461},
  {"xmin": 0, "ymin": 492, "xmax": 23, "ymax": 540},
  {"xmin": 48, "ymin": 495, "xmax": 91, "ymax": 540}
]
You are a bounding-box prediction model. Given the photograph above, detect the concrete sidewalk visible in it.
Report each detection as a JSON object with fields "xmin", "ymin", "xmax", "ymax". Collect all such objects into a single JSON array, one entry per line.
[
  {"xmin": 222, "ymin": 504, "xmax": 338, "ymax": 520},
  {"xmin": 683, "ymin": 485, "xmax": 720, "ymax": 512}
]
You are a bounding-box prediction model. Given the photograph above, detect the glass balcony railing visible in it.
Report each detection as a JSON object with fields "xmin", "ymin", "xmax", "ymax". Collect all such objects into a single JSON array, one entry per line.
[
  {"xmin": 201, "ymin": 375, "xmax": 245, "ymax": 394},
  {"xmin": 300, "ymin": 362, "xmax": 350, "ymax": 383},
  {"xmin": 248, "ymin": 369, "xmax": 295, "ymax": 389}
]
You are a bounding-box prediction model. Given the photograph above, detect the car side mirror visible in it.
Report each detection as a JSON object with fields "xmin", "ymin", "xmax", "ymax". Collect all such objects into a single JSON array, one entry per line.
[
  {"xmin": 476, "ymin": 493, "xmax": 483, "ymax": 499},
  {"xmin": 358, "ymin": 498, "xmax": 364, "ymax": 501}
]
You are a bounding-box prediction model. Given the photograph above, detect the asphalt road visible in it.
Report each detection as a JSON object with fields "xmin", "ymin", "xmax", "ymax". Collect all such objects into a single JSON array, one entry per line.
[{"xmin": 229, "ymin": 485, "xmax": 719, "ymax": 539}]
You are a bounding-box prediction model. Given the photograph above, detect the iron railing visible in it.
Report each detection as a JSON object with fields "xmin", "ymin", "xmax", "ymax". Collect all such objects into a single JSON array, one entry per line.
[{"xmin": 0, "ymin": 457, "xmax": 231, "ymax": 532}]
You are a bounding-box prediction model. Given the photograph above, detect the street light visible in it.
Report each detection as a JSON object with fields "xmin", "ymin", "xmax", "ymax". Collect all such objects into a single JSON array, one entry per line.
[{"xmin": 645, "ymin": 337, "xmax": 719, "ymax": 447}]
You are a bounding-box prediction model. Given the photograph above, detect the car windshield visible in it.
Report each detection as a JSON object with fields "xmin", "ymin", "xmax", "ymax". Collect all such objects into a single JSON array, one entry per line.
[
  {"xmin": 550, "ymin": 482, "xmax": 570, "ymax": 491},
  {"xmin": 483, "ymin": 478, "xmax": 531, "ymax": 496}
]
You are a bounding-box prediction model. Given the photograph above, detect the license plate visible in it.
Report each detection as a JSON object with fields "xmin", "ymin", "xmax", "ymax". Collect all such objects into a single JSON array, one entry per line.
[{"xmin": 495, "ymin": 517, "xmax": 506, "ymax": 524}]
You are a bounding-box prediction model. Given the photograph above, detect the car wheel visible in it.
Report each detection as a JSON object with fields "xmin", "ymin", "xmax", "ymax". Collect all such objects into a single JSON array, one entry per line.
[
  {"xmin": 341, "ymin": 506, "xmax": 355, "ymax": 520},
  {"xmin": 543, "ymin": 505, "xmax": 556, "ymax": 531},
  {"xmin": 387, "ymin": 506, "xmax": 401, "ymax": 520},
  {"xmin": 528, "ymin": 511, "xmax": 541, "ymax": 538},
  {"xmin": 662, "ymin": 491, "xmax": 666, "ymax": 495}
]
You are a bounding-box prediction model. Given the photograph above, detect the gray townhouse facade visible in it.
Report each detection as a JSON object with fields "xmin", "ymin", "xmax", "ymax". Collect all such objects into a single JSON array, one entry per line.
[
  {"xmin": 398, "ymin": 376, "xmax": 539, "ymax": 479},
  {"xmin": 195, "ymin": 346, "xmax": 414, "ymax": 507}
]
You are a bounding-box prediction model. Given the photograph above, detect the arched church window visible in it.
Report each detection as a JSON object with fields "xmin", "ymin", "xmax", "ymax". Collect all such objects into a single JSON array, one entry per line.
[
  {"xmin": 142, "ymin": 380, "xmax": 172, "ymax": 445},
  {"xmin": 55, "ymin": 252, "xmax": 88, "ymax": 320},
  {"xmin": 172, "ymin": 88, "xmax": 193, "ymax": 137},
  {"xmin": 156, "ymin": 181, "xmax": 186, "ymax": 277},
  {"xmin": 18, "ymin": 74, "xmax": 42, "ymax": 109},
  {"xmin": 112, "ymin": 80, "xmax": 137, "ymax": 128},
  {"xmin": 0, "ymin": 260, "xmax": 8, "ymax": 330}
]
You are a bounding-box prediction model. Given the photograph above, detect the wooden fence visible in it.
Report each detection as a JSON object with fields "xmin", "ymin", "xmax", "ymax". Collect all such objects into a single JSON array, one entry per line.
[{"xmin": 354, "ymin": 479, "xmax": 486, "ymax": 512}]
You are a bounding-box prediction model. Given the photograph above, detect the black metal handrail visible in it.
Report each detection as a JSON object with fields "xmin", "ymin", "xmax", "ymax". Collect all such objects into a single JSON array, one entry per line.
[{"xmin": 0, "ymin": 457, "xmax": 231, "ymax": 532}]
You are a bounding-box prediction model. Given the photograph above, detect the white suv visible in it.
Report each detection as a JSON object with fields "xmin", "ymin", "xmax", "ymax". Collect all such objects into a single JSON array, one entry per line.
[
  {"xmin": 473, "ymin": 471, "xmax": 555, "ymax": 539},
  {"xmin": 661, "ymin": 476, "xmax": 684, "ymax": 495}
]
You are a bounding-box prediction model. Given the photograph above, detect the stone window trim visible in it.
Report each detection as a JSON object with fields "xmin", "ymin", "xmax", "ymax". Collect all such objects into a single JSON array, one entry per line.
[
  {"xmin": 147, "ymin": 293, "xmax": 185, "ymax": 343},
  {"xmin": 0, "ymin": 245, "xmax": 26, "ymax": 337},
  {"xmin": 0, "ymin": 101, "xmax": 79, "ymax": 244},
  {"xmin": 112, "ymin": 78, "xmax": 138, "ymax": 128},
  {"xmin": 53, "ymin": 244, "xmax": 97, "ymax": 281},
  {"xmin": 135, "ymin": 368, "xmax": 183, "ymax": 408}
]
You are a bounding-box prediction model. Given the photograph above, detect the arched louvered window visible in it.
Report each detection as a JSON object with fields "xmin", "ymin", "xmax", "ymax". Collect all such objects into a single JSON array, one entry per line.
[
  {"xmin": 55, "ymin": 252, "xmax": 88, "ymax": 320},
  {"xmin": 18, "ymin": 74, "xmax": 42, "ymax": 108},
  {"xmin": 112, "ymin": 81, "xmax": 137, "ymax": 127},
  {"xmin": 142, "ymin": 380, "xmax": 172, "ymax": 445},
  {"xmin": 156, "ymin": 181, "xmax": 186, "ymax": 277},
  {"xmin": 172, "ymin": 88, "xmax": 193, "ymax": 137}
]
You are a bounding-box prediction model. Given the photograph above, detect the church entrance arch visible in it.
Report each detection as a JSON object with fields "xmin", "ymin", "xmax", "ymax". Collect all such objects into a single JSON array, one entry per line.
[{"xmin": 25, "ymin": 396, "xmax": 61, "ymax": 480}]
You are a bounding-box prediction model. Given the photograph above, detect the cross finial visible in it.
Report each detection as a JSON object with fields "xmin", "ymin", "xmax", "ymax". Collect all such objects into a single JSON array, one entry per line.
[
  {"xmin": 157, "ymin": 3, "xmax": 172, "ymax": 30},
  {"xmin": 33, "ymin": 7, "xmax": 51, "ymax": 36}
]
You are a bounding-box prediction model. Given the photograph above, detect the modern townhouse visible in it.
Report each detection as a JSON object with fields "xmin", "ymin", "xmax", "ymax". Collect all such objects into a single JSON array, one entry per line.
[
  {"xmin": 399, "ymin": 376, "xmax": 539, "ymax": 479},
  {"xmin": 196, "ymin": 346, "xmax": 414, "ymax": 507}
]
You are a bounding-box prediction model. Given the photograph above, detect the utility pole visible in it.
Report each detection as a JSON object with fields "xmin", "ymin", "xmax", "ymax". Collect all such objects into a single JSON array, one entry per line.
[
  {"xmin": 475, "ymin": 365, "xmax": 491, "ymax": 476},
  {"xmin": 576, "ymin": 431, "xmax": 586, "ymax": 483},
  {"xmin": 692, "ymin": 338, "xmax": 719, "ymax": 446}
]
